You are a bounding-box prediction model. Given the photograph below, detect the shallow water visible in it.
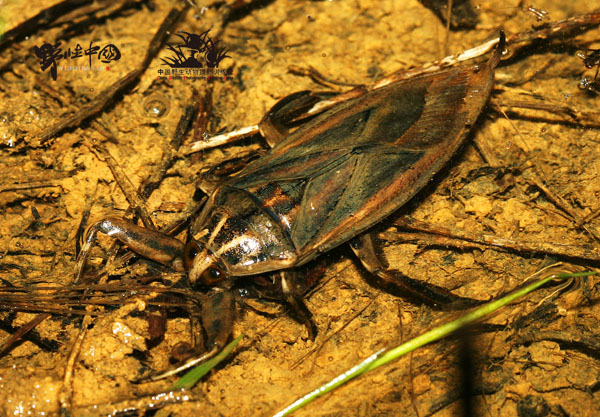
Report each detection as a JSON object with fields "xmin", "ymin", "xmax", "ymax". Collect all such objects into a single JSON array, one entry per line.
[{"xmin": 1, "ymin": 1, "xmax": 599, "ymax": 416}]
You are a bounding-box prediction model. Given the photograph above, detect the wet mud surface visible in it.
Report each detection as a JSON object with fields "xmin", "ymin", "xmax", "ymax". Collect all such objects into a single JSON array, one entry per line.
[{"xmin": 1, "ymin": 0, "xmax": 600, "ymax": 416}]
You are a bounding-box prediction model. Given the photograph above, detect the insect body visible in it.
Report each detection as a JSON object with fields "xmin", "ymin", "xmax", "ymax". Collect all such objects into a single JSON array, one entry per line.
[{"xmin": 77, "ymin": 35, "xmax": 504, "ymax": 380}]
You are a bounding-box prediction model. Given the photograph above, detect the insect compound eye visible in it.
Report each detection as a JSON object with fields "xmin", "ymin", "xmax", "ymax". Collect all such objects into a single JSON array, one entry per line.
[
  {"xmin": 200, "ymin": 264, "xmax": 226, "ymax": 285},
  {"xmin": 183, "ymin": 241, "xmax": 200, "ymax": 271}
]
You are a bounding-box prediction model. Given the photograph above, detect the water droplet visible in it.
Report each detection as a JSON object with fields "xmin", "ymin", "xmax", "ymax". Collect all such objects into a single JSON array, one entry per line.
[
  {"xmin": 143, "ymin": 93, "xmax": 170, "ymax": 118},
  {"xmin": 23, "ymin": 106, "xmax": 40, "ymax": 123},
  {"xmin": 322, "ymin": 53, "xmax": 327, "ymax": 57},
  {"xmin": 579, "ymin": 77, "xmax": 591, "ymax": 90}
]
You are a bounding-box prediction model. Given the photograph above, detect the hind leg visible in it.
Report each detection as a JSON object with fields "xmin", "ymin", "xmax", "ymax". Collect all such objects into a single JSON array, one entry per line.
[{"xmin": 350, "ymin": 233, "xmax": 483, "ymax": 310}]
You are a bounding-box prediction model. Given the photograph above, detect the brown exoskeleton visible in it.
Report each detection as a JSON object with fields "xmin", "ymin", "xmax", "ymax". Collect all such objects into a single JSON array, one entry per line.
[{"xmin": 76, "ymin": 33, "xmax": 505, "ymax": 381}]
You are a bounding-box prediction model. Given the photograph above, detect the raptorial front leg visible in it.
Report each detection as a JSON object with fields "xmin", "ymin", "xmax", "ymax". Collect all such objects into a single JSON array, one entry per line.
[
  {"xmin": 75, "ymin": 217, "xmax": 185, "ymax": 282},
  {"xmin": 350, "ymin": 233, "xmax": 483, "ymax": 310},
  {"xmin": 134, "ymin": 289, "xmax": 236, "ymax": 382}
]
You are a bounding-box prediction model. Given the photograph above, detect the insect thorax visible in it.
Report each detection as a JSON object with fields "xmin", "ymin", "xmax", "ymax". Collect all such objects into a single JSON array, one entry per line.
[{"xmin": 191, "ymin": 186, "xmax": 297, "ymax": 276}]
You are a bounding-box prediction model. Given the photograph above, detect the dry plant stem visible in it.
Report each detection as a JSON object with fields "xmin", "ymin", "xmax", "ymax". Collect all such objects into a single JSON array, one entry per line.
[
  {"xmin": 144, "ymin": 101, "xmax": 198, "ymax": 199},
  {"xmin": 0, "ymin": 0, "xmax": 147, "ymax": 51},
  {"xmin": 140, "ymin": 100, "xmax": 198, "ymax": 200},
  {"xmin": 40, "ymin": 69, "xmax": 141, "ymax": 143},
  {"xmin": 375, "ymin": 38, "xmax": 499, "ymax": 89},
  {"xmin": 507, "ymin": 11, "xmax": 600, "ymax": 48},
  {"xmin": 59, "ymin": 314, "xmax": 92, "ymax": 416},
  {"xmin": 0, "ymin": 279, "xmax": 197, "ymax": 316},
  {"xmin": 51, "ymin": 0, "xmax": 146, "ymax": 31},
  {"xmin": 0, "ymin": 313, "xmax": 50, "ymax": 356},
  {"xmin": 0, "ymin": 0, "xmax": 89, "ymax": 49},
  {"xmin": 191, "ymin": 87, "xmax": 213, "ymax": 145},
  {"xmin": 579, "ymin": 207, "xmax": 600, "ymax": 227},
  {"xmin": 85, "ymin": 140, "xmax": 155, "ymax": 230},
  {"xmin": 0, "ymin": 179, "xmax": 64, "ymax": 192},
  {"xmin": 70, "ymin": 389, "xmax": 198, "ymax": 416},
  {"xmin": 492, "ymin": 96, "xmax": 600, "ymax": 128},
  {"xmin": 513, "ymin": 330, "xmax": 600, "ymax": 353},
  {"xmin": 391, "ymin": 217, "xmax": 600, "ymax": 262},
  {"xmin": 525, "ymin": 170, "xmax": 600, "ymax": 241},
  {"xmin": 181, "ymin": 125, "xmax": 260, "ymax": 154}
]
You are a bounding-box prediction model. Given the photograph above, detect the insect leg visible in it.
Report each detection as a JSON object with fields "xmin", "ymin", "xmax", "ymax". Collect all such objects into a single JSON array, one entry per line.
[
  {"xmin": 133, "ymin": 289, "xmax": 235, "ymax": 382},
  {"xmin": 183, "ymin": 88, "xmax": 361, "ymax": 154},
  {"xmin": 279, "ymin": 270, "xmax": 318, "ymax": 339},
  {"xmin": 258, "ymin": 90, "xmax": 338, "ymax": 147},
  {"xmin": 75, "ymin": 217, "xmax": 185, "ymax": 282},
  {"xmin": 350, "ymin": 233, "xmax": 482, "ymax": 309}
]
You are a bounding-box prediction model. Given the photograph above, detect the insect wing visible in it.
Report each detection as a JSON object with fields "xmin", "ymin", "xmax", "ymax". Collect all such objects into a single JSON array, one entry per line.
[{"xmin": 229, "ymin": 54, "xmax": 498, "ymax": 265}]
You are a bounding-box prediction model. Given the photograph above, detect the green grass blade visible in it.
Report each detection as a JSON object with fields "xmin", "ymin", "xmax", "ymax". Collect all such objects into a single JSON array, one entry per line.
[
  {"xmin": 173, "ymin": 334, "xmax": 243, "ymax": 390},
  {"xmin": 273, "ymin": 270, "xmax": 597, "ymax": 417}
]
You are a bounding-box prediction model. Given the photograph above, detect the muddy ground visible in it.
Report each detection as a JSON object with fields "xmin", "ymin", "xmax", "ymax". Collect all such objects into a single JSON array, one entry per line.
[{"xmin": 1, "ymin": 0, "xmax": 600, "ymax": 416}]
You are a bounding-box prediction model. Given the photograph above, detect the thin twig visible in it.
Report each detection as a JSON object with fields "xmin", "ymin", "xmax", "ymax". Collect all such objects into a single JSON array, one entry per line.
[
  {"xmin": 390, "ymin": 217, "xmax": 600, "ymax": 262},
  {"xmin": 0, "ymin": 313, "xmax": 51, "ymax": 356}
]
